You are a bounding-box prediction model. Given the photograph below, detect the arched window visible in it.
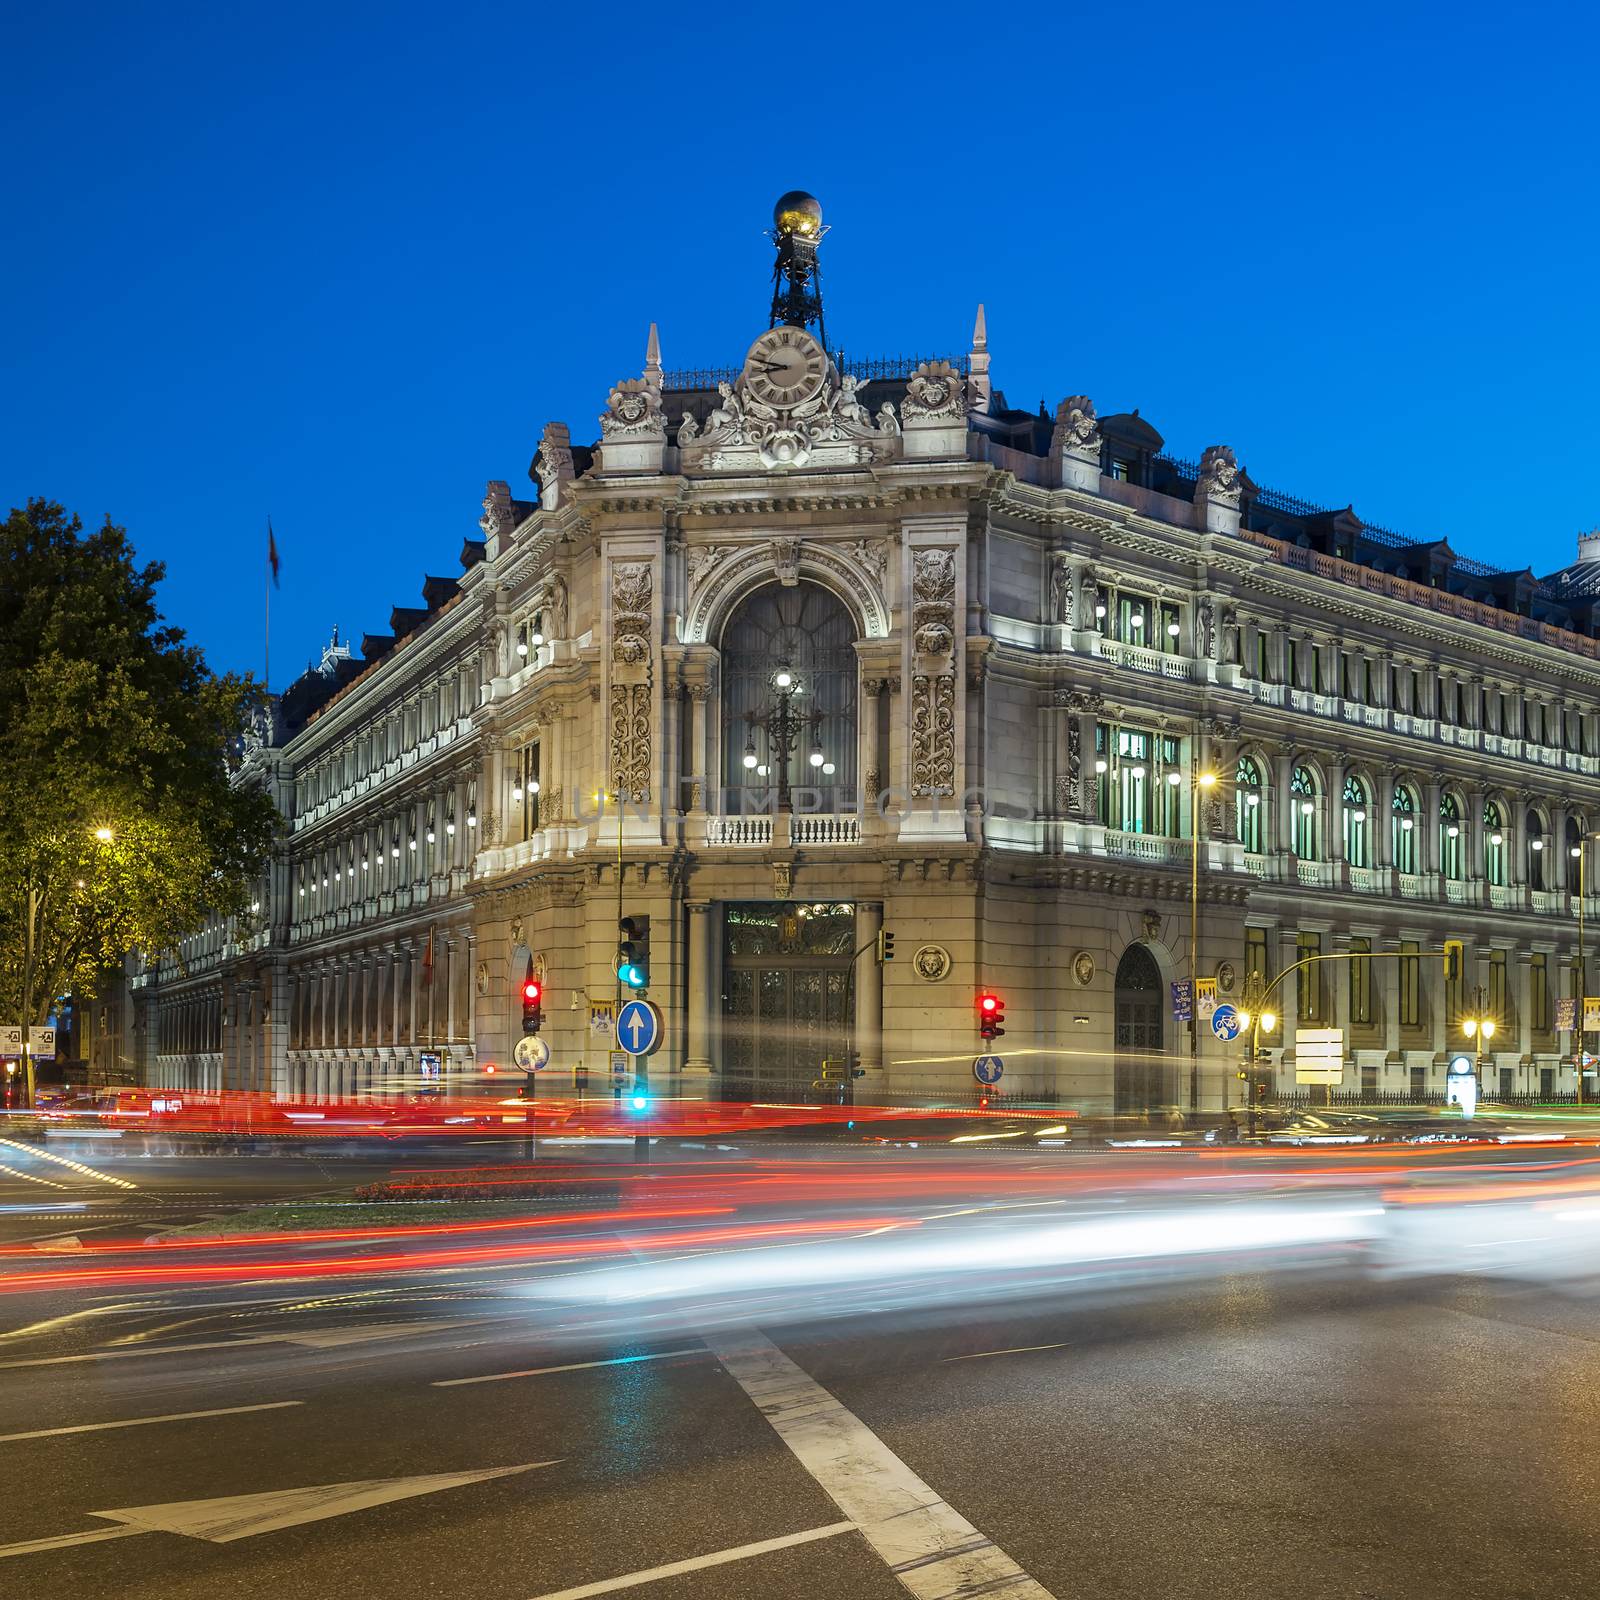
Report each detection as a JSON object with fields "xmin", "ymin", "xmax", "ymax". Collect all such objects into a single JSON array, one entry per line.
[
  {"xmin": 1484, "ymin": 800, "xmax": 1506, "ymax": 886},
  {"xmin": 1236, "ymin": 755, "xmax": 1263, "ymax": 853},
  {"xmin": 720, "ymin": 582, "xmax": 857, "ymax": 810},
  {"xmin": 1392, "ymin": 783, "xmax": 1417, "ymax": 875},
  {"xmin": 1440, "ymin": 792, "xmax": 1463, "ymax": 880},
  {"xmin": 1342, "ymin": 774, "xmax": 1370, "ymax": 867},
  {"xmin": 1290, "ymin": 763, "xmax": 1320, "ymax": 859},
  {"xmin": 1569, "ymin": 816, "xmax": 1585, "ymax": 893},
  {"xmin": 1527, "ymin": 808, "xmax": 1546, "ymax": 892}
]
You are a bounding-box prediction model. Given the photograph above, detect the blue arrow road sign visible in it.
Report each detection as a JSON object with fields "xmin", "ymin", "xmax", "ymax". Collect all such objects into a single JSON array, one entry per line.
[
  {"xmin": 973, "ymin": 1055, "xmax": 1004, "ymax": 1085},
  {"xmin": 616, "ymin": 999, "xmax": 663, "ymax": 1056},
  {"xmin": 1210, "ymin": 1003, "xmax": 1241, "ymax": 1042}
]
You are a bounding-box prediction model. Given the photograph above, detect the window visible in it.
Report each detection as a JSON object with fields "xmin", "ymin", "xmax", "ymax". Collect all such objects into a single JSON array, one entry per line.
[
  {"xmin": 1116, "ymin": 594, "xmax": 1150, "ymax": 644},
  {"xmin": 1246, "ymin": 926, "xmax": 1271, "ymax": 991},
  {"xmin": 1489, "ymin": 949, "xmax": 1507, "ymax": 1028},
  {"xmin": 1484, "ymin": 801, "xmax": 1506, "ymax": 886},
  {"xmin": 1297, "ymin": 931, "xmax": 1324, "ymax": 1022},
  {"xmin": 1291, "ymin": 764, "xmax": 1320, "ymax": 859},
  {"xmin": 1531, "ymin": 954, "xmax": 1550, "ymax": 1035},
  {"xmin": 1400, "ymin": 940, "xmax": 1421, "ymax": 1028},
  {"xmin": 1287, "ymin": 640, "xmax": 1299, "ymax": 689},
  {"xmin": 1160, "ymin": 605, "xmax": 1182, "ymax": 654},
  {"xmin": 1109, "ymin": 458, "xmax": 1130, "ymax": 483},
  {"xmin": 1392, "ymin": 784, "xmax": 1417, "ymax": 874},
  {"xmin": 1256, "ymin": 632, "xmax": 1269, "ymax": 682},
  {"xmin": 1528, "ymin": 809, "xmax": 1546, "ymax": 891},
  {"xmin": 1098, "ymin": 726, "xmax": 1183, "ymax": 836},
  {"xmin": 1342, "ymin": 775, "xmax": 1370, "ymax": 867},
  {"xmin": 1236, "ymin": 755, "xmax": 1263, "ymax": 853},
  {"xmin": 1350, "ymin": 936, "xmax": 1373, "ymax": 1025},
  {"xmin": 1441, "ymin": 793, "xmax": 1463, "ymax": 879},
  {"xmin": 514, "ymin": 741, "xmax": 541, "ymax": 838},
  {"xmin": 1445, "ymin": 938, "xmax": 1465, "ymax": 1029},
  {"xmin": 1568, "ymin": 817, "xmax": 1585, "ymax": 893}
]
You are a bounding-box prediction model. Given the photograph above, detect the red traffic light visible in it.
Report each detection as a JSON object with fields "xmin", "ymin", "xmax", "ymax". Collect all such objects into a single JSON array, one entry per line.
[
  {"xmin": 522, "ymin": 979, "xmax": 541, "ymax": 1004},
  {"xmin": 978, "ymin": 993, "xmax": 999, "ymax": 1013}
]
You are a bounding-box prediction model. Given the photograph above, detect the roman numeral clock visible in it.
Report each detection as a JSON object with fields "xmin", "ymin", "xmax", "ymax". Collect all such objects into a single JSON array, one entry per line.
[{"xmin": 742, "ymin": 327, "xmax": 829, "ymax": 410}]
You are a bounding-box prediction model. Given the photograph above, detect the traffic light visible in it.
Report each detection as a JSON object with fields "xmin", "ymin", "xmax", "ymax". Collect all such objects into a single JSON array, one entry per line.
[
  {"xmin": 518, "ymin": 1072, "xmax": 536, "ymax": 1101},
  {"xmin": 521, "ymin": 976, "xmax": 543, "ymax": 1035},
  {"xmin": 849, "ymin": 1049, "xmax": 866, "ymax": 1080},
  {"xmin": 628, "ymin": 1074, "xmax": 650, "ymax": 1113},
  {"xmin": 1443, "ymin": 940, "xmax": 1463, "ymax": 982},
  {"xmin": 616, "ymin": 917, "xmax": 650, "ymax": 992},
  {"xmin": 876, "ymin": 928, "xmax": 895, "ymax": 963},
  {"xmin": 977, "ymin": 992, "xmax": 1005, "ymax": 1041}
]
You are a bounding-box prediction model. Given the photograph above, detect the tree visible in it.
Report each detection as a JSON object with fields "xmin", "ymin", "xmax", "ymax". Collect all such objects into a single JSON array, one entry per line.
[{"xmin": 0, "ymin": 500, "xmax": 277, "ymax": 1100}]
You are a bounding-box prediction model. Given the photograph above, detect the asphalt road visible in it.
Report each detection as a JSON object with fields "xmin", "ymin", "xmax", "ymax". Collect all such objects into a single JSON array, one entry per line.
[{"xmin": 2, "ymin": 1136, "xmax": 1599, "ymax": 1598}]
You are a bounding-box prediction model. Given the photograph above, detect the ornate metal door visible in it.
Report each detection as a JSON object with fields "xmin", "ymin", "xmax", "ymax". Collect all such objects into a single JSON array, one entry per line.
[
  {"xmin": 721, "ymin": 903, "xmax": 854, "ymax": 1100},
  {"xmin": 1113, "ymin": 943, "xmax": 1167, "ymax": 1115}
]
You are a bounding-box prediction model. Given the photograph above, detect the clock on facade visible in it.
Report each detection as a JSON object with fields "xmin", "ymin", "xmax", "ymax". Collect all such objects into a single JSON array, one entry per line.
[{"xmin": 742, "ymin": 327, "xmax": 828, "ymax": 409}]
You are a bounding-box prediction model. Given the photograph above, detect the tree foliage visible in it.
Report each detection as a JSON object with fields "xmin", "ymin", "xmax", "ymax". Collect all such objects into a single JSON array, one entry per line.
[{"xmin": 0, "ymin": 499, "xmax": 277, "ymax": 1035}]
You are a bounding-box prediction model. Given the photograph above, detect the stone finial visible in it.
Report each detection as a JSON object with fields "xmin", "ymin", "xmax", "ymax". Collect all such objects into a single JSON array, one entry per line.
[
  {"xmin": 644, "ymin": 322, "xmax": 662, "ymax": 390},
  {"xmin": 534, "ymin": 423, "xmax": 575, "ymax": 510},
  {"xmin": 480, "ymin": 479, "xmax": 514, "ymax": 540},
  {"xmin": 968, "ymin": 304, "xmax": 991, "ymax": 415}
]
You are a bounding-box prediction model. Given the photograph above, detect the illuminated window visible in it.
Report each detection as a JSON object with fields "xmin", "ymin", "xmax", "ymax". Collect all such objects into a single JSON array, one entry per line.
[
  {"xmin": 1440, "ymin": 793, "xmax": 1463, "ymax": 879},
  {"xmin": 1400, "ymin": 940, "xmax": 1421, "ymax": 1028},
  {"xmin": 1392, "ymin": 784, "xmax": 1417, "ymax": 874},
  {"xmin": 1291, "ymin": 764, "xmax": 1320, "ymax": 859},
  {"xmin": 1236, "ymin": 755, "xmax": 1263, "ymax": 853},
  {"xmin": 1484, "ymin": 801, "xmax": 1506, "ymax": 886},
  {"xmin": 1297, "ymin": 931, "xmax": 1324, "ymax": 1022},
  {"xmin": 1342, "ymin": 775, "xmax": 1370, "ymax": 867},
  {"xmin": 1349, "ymin": 936, "xmax": 1373, "ymax": 1026}
]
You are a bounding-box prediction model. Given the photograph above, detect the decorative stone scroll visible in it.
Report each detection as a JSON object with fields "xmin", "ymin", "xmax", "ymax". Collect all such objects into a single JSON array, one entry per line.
[
  {"xmin": 910, "ymin": 547, "xmax": 958, "ymax": 796},
  {"xmin": 681, "ymin": 539, "xmax": 890, "ymax": 643},
  {"xmin": 686, "ymin": 367, "xmax": 899, "ymax": 472},
  {"xmin": 609, "ymin": 683, "xmax": 651, "ymax": 802}
]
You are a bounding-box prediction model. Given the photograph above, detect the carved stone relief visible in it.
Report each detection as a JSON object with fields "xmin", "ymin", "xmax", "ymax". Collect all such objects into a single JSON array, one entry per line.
[
  {"xmin": 910, "ymin": 547, "xmax": 958, "ymax": 796},
  {"xmin": 609, "ymin": 683, "xmax": 652, "ymax": 803},
  {"xmin": 611, "ymin": 561, "xmax": 653, "ymax": 666},
  {"xmin": 901, "ymin": 360, "xmax": 966, "ymax": 421}
]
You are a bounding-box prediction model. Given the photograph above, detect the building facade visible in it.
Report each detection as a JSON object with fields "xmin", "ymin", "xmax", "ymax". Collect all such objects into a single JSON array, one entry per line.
[{"xmin": 126, "ymin": 203, "xmax": 1600, "ymax": 1112}]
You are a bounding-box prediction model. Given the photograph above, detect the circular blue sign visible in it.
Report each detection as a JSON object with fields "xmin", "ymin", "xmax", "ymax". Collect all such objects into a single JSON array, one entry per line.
[
  {"xmin": 616, "ymin": 999, "xmax": 663, "ymax": 1057},
  {"xmin": 1210, "ymin": 1003, "xmax": 1241, "ymax": 1042},
  {"xmin": 1446, "ymin": 1054, "xmax": 1475, "ymax": 1077},
  {"xmin": 973, "ymin": 1055, "xmax": 1004, "ymax": 1085}
]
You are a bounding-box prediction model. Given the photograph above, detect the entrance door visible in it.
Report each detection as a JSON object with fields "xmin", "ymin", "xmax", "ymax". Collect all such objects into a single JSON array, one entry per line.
[
  {"xmin": 1113, "ymin": 944, "xmax": 1167, "ymax": 1116},
  {"xmin": 721, "ymin": 903, "xmax": 854, "ymax": 1101}
]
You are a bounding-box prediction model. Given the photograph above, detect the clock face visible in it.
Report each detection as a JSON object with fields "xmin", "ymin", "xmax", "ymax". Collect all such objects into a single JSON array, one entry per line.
[{"xmin": 743, "ymin": 327, "xmax": 828, "ymax": 409}]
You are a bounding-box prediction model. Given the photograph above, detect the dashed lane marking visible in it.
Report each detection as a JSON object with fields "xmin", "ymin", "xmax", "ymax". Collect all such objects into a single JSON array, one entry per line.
[
  {"xmin": 942, "ymin": 1343, "xmax": 1071, "ymax": 1362},
  {"xmin": 433, "ymin": 1347, "xmax": 706, "ymax": 1387},
  {"xmin": 523, "ymin": 1522, "xmax": 858, "ymax": 1600},
  {"xmin": 0, "ymin": 1400, "xmax": 304, "ymax": 1444}
]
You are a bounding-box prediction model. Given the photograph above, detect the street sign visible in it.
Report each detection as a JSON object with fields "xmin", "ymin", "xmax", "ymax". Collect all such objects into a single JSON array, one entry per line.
[
  {"xmin": 26, "ymin": 1026, "xmax": 54, "ymax": 1059},
  {"xmin": 972, "ymin": 1054, "xmax": 1004, "ymax": 1085},
  {"xmin": 512, "ymin": 1035, "xmax": 550, "ymax": 1071},
  {"xmin": 1195, "ymin": 978, "xmax": 1218, "ymax": 1020},
  {"xmin": 1446, "ymin": 1053, "xmax": 1477, "ymax": 1117},
  {"xmin": 1557, "ymin": 997, "xmax": 1577, "ymax": 1031},
  {"xmin": 1171, "ymin": 980, "xmax": 1193, "ymax": 1022},
  {"xmin": 608, "ymin": 1049, "xmax": 629, "ymax": 1080},
  {"xmin": 0, "ymin": 1024, "xmax": 21, "ymax": 1056},
  {"xmin": 1294, "ymin": 1027, "xmax": 1344, "ymax": 1085},
  {"xmin": 1210, "ymin": 1003, "xmax": 1241, "ymax": 1042},
  {"xmin": 418, "ymin": 1051, "xmax": 442, "ymax": 1080},
  {"xmin": 616, "ymin": 998, "xmax": 663, "ymax": 1056},
  {"xmin": 1584, "ymin": 998, "xmax": 1600, "ymax": 1032},
  {"xmin": 588, "ymin": 1001, "xmax": 615, "ymax": 1037}
]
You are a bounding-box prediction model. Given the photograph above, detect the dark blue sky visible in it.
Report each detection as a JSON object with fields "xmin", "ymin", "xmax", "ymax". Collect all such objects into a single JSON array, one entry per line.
[{"xmin": 6, "ymin": 1, "xmax": 1596, "ymax": 684}]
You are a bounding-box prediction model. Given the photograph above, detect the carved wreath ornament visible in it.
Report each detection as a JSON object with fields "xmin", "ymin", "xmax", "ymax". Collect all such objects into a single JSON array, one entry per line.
[{"xmin": 912, "ymin": 944, "xmax": 952, "ymax": 982}]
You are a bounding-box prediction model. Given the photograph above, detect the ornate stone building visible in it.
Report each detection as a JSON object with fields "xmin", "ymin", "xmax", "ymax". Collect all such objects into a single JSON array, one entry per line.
[{"xmin": 128, "ymin": 201, "xmax": 1600, "ymax": 1112}]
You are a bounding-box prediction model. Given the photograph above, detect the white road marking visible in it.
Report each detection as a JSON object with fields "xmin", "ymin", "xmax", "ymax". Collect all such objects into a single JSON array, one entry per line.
[
  {"xmin": 433, "ymin": 1347, "xmax": 705, "ymax": 1387},
  {"xmin": 0, "ymin": 1461, "xmax": 556, "ymax": 1558},
  {"xmin": 0, "ymin": 1164, "xmax": 72, "ymax": 1191},
  {"xmin": 523, "ymin": 1521, "xmax": 857, "ymax": 1599},
  {"xmin": 0, "ymin": 1140, "xmax": 137, "ymax": 1190},
  {"xmin": 942, "ymin": 1343, "xmax": 1070, "ymax": 1363},
  {"xmin": 0, "ymin": 1400, "xmax": 304, "ymax": 1444},
  {"xmin": 709, "ymin": 1330, "xmax": 1058, "ymax": 1599}
]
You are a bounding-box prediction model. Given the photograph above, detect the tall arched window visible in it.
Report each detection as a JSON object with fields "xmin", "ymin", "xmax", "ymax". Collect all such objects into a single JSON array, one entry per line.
[
  {"xmin": 1236, "ymin": 755, "xmax": 1263, "ymax": 853},
  {"xmin": 1527, "ymin": 808, "xmax": 1546, "ymax": 892},
  {"xmin": 1291, "ymin": 763, "xmax": 1320, "ymax": 859},
  {"xmin": 720, "ymin": 582, "xmax": 857, "ymax": 810},
  {"xmin": 1392, "ymin": 783, "xmax": 1417, "ymax": 874},
  {"xmin": 1569, "ymin": 816, "xmax": 1585, "ymax": 893},
  {"xmin": 1440, "ymin": 792, "xmax": 1463, "ymax": 879},
  {"xmin": 1484, "ymin": 800, "xmax": 1506, "ymax": 886},
  {"xmin": 1342, "ymin": 775, "xmax": 1370, "ymax": 867}
]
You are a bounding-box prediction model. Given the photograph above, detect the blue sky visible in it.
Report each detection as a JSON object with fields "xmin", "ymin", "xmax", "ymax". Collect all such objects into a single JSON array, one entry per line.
[{"xmin": 5, "ymin": 0, "xmax": 1597, "ymax": 683}]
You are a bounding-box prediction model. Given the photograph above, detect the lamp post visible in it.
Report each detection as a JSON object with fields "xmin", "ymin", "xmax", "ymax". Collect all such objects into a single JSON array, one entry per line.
[
  {"xmin": 1177, "ymin": 768, "xmax": 1218, "ymax": 1112},
  {"xmin": 1461, "ymin": 991, "xmax": 1496, "ymax": 1091},
  {"xmin": 1575, "ymin": 838, "xmax": 1588, "ymax": 1106},
  {"xmin": 1235, "ymin": 1003, "xmax": 1279, "ymax": 1135},
  {"xmin": 741, "ymin": 668, "xmax": 834, "ymax": 814}
]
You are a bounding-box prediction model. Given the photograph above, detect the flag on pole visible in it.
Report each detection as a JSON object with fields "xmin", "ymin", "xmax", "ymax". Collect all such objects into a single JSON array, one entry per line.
[{"xmin": 268, "ymin": 519, "xmax": 281, "ymax": 588}]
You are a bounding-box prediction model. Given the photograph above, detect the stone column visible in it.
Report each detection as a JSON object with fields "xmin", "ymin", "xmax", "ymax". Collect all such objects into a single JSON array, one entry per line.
[
  {"xmin": 860, "ymin": 678, "xmax": 886, "ymax": 816},
  {"xmin": 1275, "ymin": 927, "xmax": 1299, "ymax": 1091},
  {"xmin": 389, "ymin": 945, "xmax": 404, "ymax": 1049},
  {"xmin": 1515, "ymin": 951, "xmax": 1533, "ymax": 1082},
  {"xmin": 684, "ymin": 903, "xmax": 715, "ymax": 1082},
  {"xmin": 443, "ymin": 935, "xmax": 458, "ymax": 1049},
  {"xmin": 686, "ymin": 686, "xmax": 710, "ymax": 812},
  {"xmin": 855, "ymin": 902, "xmax": 885, "ymax": 1082},
  {"xmin": 1381, "ymin": 936, "xmax": 1403, "ymax": 1067},
  {"xmin": 406, "ymin": 942, "xmax": 420, "ymax": 1049}
]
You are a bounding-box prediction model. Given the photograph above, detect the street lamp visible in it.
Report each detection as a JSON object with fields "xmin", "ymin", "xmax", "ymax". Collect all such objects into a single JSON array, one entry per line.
[
  {"xmin": 1186, "ymin": 769, "xmax": 1219, "ymax": 1113},
  {"xmin": 1462, "ymin": 1007, "xmax": 1497, "ymax": 1089},
  {"xmin": 741, "ymin": 667, "xmax": 827, "ymax": 814},
  {"xmin": 93, "ymin": 826, "xmax": 113, "ymax": 843},
  {"xmin": 1236, "ymin": 1005, "xmax": 1279, "ymax": 1134}
]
